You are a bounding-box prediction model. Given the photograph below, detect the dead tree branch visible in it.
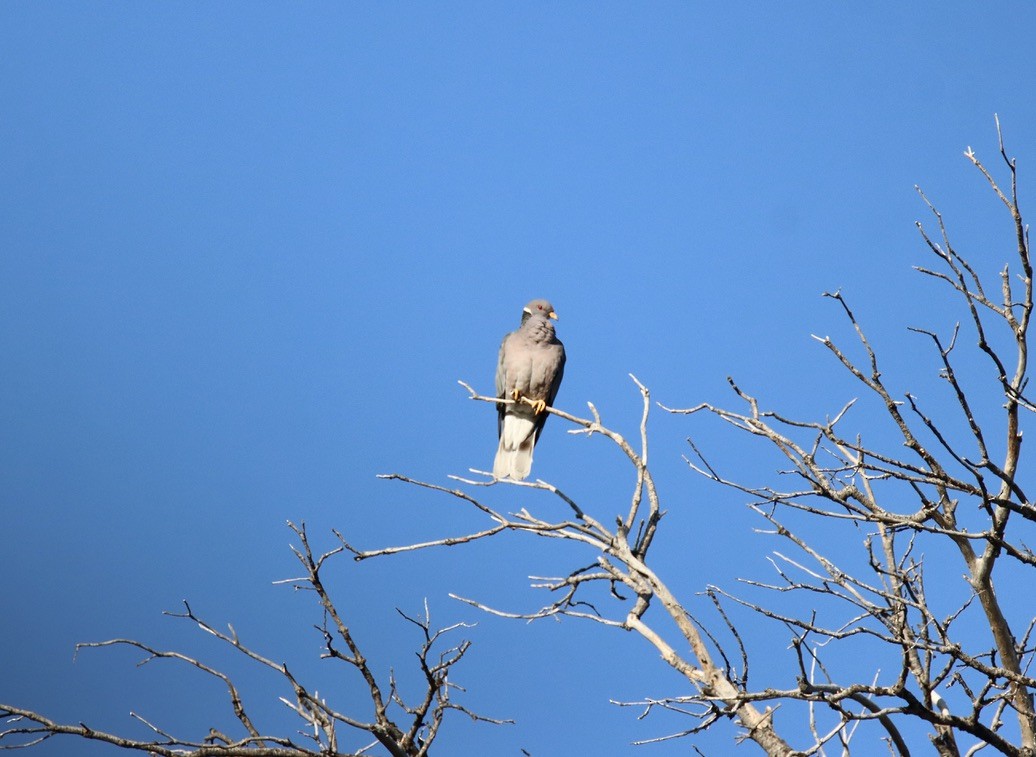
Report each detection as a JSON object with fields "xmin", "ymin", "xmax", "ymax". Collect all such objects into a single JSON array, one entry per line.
[{"xmin": 0, "ymin": 522, "xmax": 505, "ymax": 756}]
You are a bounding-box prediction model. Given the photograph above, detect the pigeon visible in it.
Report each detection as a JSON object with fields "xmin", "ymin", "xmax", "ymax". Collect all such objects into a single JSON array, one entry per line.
[{"xmin": 493, "ymin": 299, "xmax": 566, "ymax": 480}]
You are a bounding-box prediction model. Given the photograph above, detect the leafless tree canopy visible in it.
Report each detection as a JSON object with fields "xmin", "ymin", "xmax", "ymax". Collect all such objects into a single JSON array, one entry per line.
[
  {"xmin": 3, "ymin": 124, "xmax": 1035, "ymax": 755},
  {"xmin": 1, "ymin": 521, "xmax": 507, "ymax": 756}
]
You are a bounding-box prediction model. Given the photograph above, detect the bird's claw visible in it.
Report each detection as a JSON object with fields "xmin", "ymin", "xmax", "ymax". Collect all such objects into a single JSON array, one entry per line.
[{"xmin": 509, "ymin": 389, "xmax": 546, "ymax": 414}]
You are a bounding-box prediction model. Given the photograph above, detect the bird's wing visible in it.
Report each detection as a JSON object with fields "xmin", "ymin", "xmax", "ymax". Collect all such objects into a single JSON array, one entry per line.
[
  {"xmin": 532, "ymin": 341, "xmax": 565, "ymax": 442},
  {"xmin": 546, "ymin": 342, "xmax": 565, "ymax": 407},
  {"xmin": 495, "ymin": 332, "xmax": 512, "ymax": 439}
]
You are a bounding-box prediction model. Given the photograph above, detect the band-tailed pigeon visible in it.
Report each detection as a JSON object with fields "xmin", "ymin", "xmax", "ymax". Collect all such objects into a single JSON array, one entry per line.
[{"xmin": 493, "ymin": 299, "xmax": 566, "ymax": 480}]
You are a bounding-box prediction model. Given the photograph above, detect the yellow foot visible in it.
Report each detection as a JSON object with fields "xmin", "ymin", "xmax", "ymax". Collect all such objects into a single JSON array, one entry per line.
[
  {"xmin": 510, "ymin": 389, "xmax": 522, "ymax": 402},
  {"xmin": 530, "ymin": 399, "xmax": 546, "ymax": 414}
]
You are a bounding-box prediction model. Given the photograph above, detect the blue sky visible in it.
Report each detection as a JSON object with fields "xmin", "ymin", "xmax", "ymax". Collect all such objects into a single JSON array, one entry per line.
[{"xmin": 4, "ymin": 3, "xmax": 1036, "ymax": 755}]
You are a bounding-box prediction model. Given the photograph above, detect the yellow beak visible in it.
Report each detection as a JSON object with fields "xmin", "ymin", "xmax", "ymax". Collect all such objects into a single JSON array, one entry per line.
[{"xmin": 549, "ymin": 311, "xmax": 558, "ymax": 320}]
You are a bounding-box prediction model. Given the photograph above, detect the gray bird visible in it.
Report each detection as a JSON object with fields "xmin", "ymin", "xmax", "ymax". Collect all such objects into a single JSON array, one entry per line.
[{"xmin": 493, "ymin": 299, "xmax": 566, "ymax": 480}]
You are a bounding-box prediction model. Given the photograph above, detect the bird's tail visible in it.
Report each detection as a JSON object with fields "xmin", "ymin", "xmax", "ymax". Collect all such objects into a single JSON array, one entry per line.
[
  {"xmin": 493, "ymin": 436, "xmax": 535, "ymax": 480},
  {"xmin": 494, "ymin": 413, "xmax": 536, "ymax": 480}
]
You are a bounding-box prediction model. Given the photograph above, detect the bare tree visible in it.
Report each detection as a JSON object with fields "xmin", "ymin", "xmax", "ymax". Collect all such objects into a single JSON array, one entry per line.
[
  {"xmin": 669, "ymin": 119, "xmax": 1036, "ymax": 756},
  {"xmin": 1, "ymin": 521, "xmax": 506, "ymax": 756},
  {"xmin": 3, "ymin": 124, "xmax": 1033, "ymax": 755},
  {"xmin": 350, "ymin": 122, "xmax": 1036, "ymax": 755}
]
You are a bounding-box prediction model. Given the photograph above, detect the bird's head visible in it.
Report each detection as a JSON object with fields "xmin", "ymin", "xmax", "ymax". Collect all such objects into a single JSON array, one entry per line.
[{"xmin": 522, "ymin": 299, "xmax": 558, "ymax": 320}]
